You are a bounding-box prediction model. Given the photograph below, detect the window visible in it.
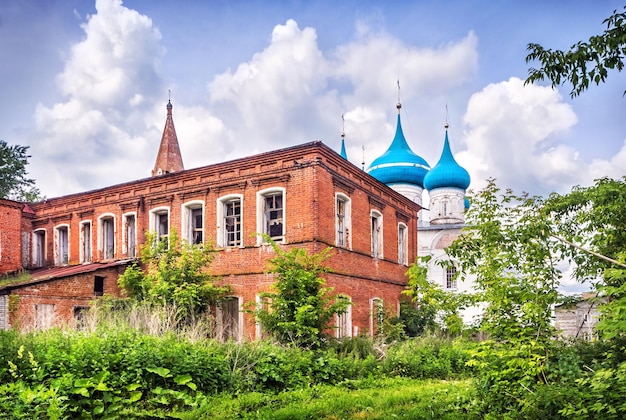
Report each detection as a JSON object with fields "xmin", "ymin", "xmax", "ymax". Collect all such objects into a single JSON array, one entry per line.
[
  {"xmin": 336, "ymin": 296, "xmax": 352, "ymax": 338},
  {"xmin": 80, "ymin": 221, "xmax": 92, "ymax": 263},
  {"xmin": 371, "ymin": 211, "xmax": 383, "ymax": 259},
  {"xmin": 74, "ymin": 306, "xmax": 89, "ymax": 331},
  {"xmin": 94, "ymin": 275, "xmax": 104, "ymax": 296},
  {"xmin": 446, "ymin": 266, "xmax": 457, "ymax": 290},
  {"xmin": 398, "ymin": 223, "xmax": 408, "ymax": 265},
  {"xmin": 370, "ymin": 298, "xmax": 384, "ymax": 337},
  {"xmin": 218, "ymin": 297, "xmax": 242, "ymax": 342},
  {"xmin": 182, "ymin": 202, "xmax": 204, "ymax": 245},
  {"xmin": 99, "ymin": 215, "xmax": 115, "ymax": 260},
  {"xmin": 336, "ymin": 194, "xmax": 351, "ymax": 248},
  {"xmin": 33, "ymin": 229, "xmax": 46, "ymax": 267},
  {"xmin": 255, "ymin": 295, "xmax": 272, "ymax": 339},
  {"xmin": 35, "ymin": 304, "xmax": 55, "ymax": 330},
  {"xmin": 54, "ymin": 225, "xmax": 69, "ymax": 265},
  {"xmin": 257, "ymin": 188, "xmax": 285, "ymax": 243},
  {"xmin": 218, "ymin": 196, "xmax": 242, "ymax": 247},
  {"xmin": 150, "ymin": 208, "xmax": 170, "ymax": 247},
  {"xmin": 123, "ymin": 213, "xmax": 137, "ymax": 257}
]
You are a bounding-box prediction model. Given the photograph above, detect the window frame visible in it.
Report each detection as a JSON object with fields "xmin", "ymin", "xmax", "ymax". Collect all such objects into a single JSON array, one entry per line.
[
  {"xmin": 122, "ymin": 212, "xmax": 137, "ymax": 258},
  {"xmin": 54, "ymin": 224, "xmax": 70, "ymax": 266},
  {"xmin": 335, "ymin": 193, "xmax": 351, "ymax": 249},
  {"xmin": 335, "ymin": 296, "xmax": 353, "ymax": 338},
  {"xmin": 370, "ymin": 210, "xmax": 383, "ymax": 259},
  {"xmin": 370, "ymin": 297, "xmax": 384, "ymax": 337},
  {"xmin": 32, "ymin": 229, "xmax": 46, "ymax": 268},
  {"xmin": 217, "ymin": 195, "xmax": 243, "ymax": 248},
  {"xmin": 149, "ymin": 207, "xmax": 170, "ymax": 247},
  {"xmin": 182, "ymin": 201, "xmax": 204, "ymax": 245},
  {"xmin": 397, "ymin": 223, "xmax": 408, "ymax": 265},
  {"xmin": 98, "ymin": 214, "xmax": 116, "ymax": 260},
  {"xmin": 217, "ymin": 296, "xmax": 243, "ymax": 342},
  {"xmin": 79, "ymin": 220, "xmax": 92, "ymax": 263},
  {"xmin": 445, "ymin": 265, "xmax": 458, "ymax": 290},
  {"xmin": 257, "ymin": 187, "xmax": 286, "ymax": 244}
]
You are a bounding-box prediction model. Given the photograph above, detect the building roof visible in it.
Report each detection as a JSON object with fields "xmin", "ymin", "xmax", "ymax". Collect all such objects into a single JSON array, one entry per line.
[
  {"xmin": 0, "ymin": 260, "xmax": 133, "ymax": 293},
  {"xmin": 423, "ymin": 129, "xmax": 470, "ymax": 191},
  {"xmin": 152, "ymin": 100, "xmax": 184, "ymax": 177},
  {"xmin": 366, "ymin": 104, "xmax": 430, "ymax": 188}
]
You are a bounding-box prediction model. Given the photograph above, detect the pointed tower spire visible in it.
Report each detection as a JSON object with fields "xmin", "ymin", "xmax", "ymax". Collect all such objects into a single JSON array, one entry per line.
[
  {"xmin": 152, "ymin": 99, "xmax": 184, "ymax": 177},
  {"xmin": 340, "ymin": 114, "xmax": 348, "ymax": 160}
]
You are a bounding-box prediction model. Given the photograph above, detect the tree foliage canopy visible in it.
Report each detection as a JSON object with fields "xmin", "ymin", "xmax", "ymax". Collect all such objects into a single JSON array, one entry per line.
[
  {"xmin": 254, "ymin": 241, "xmax": 349, "ymax": 349},
  {"xmin": 525, "ymin": 6, "xmax": 626, "ymax": 97},
  {"xmin": 0, "ymin": 140, "xmax": 41, "ymax": 201},
  {"xmin": 118, "ymin": 231, "xmax": 230, "ymax": 322}
]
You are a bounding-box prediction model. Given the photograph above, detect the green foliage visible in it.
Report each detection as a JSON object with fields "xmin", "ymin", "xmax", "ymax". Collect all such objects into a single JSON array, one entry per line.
[
  {"xmin": 0, "ymin": 140, "xmax": 42, "ymax": 201},
  {"xmin": 403, "ymin": 256, "xmax": 470, "ymax": 336},
  {"xmin": 525, "ymin": 6, "xmax": 626, "ymax": 97},
  {"xmin": 447, "ymin": 179, "xmax": 562, "ymax": 415},
  {"xmin": 118, "ymin": 230, "xmax": 230, "ymax": 323},
  {"xmin": 254, "ymin": 240, "xmax": 349, "ymax": 349}
]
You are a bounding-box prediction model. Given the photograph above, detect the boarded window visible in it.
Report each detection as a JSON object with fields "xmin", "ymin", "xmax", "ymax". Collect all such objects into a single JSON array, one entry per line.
[{"xmin": 35, "ymin": 304, "xmax": 55, "ymax": 330}]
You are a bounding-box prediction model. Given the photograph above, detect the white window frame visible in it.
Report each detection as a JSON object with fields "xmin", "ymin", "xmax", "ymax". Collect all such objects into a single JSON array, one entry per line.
[
  {"xmin": 149, "ymin": 207, "xmax": 170, "ymax": 247},
  {"xmin": 370, "ymin": 210, "xmax": 383, "ymax": 259},
  {"xmin": 257, "ymin": 187, "xmax": 286, "ymax": 245},
  {"xmin": 217, "ymin": 195, "xmax": 243, "ymax": 247},
  {"xmin": 398, "ymin": 223, "xmax": 408, "ymax": 265},
  {"xmin": 255, "ymin": 294, "xmax": 272, "ymax": 340},
  {"xmin": 32, "ymin": 229, "xmax": 46, "ymax": 267},
  {"xmin": 217, "ymin": 296, "xmax": 243, "ymax": 342},
  {"xmin": 98, "ymin": 214, "xmax": 116, "ymax": 260},
  {"xmin": 181, "ymin": 201, "xmax": 204, "ymax": 245},
  {"xmin": 335, "ymin": 296, "xmax": 353, "ymax": 338},
  {"xmin": 370, "ymin": 297, "xmax": 384, "ymax": 337},
  {"xmin": 335, "ymin": 193, "xmax": 351, "ymax": 249},
  {"xmin": 54, "ymin": 224, "xmax": 70, "ymax": 266},
  {"xmin": 80, "ymin": 221, "xmax": 92, "ymax": 263},
  {"xmin": 122, "ymin": 212, "xmax": 137, "ymax": 258},
  {"xmin": 446, "ymin": 265, "xmax": 458, "ymax": 290}
]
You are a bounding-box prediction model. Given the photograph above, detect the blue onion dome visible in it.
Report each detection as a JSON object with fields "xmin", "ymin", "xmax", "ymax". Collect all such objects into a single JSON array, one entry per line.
[
  {"xmin": 424, "ymin": 127, "xmax": 471, "ymax": 191},
  {"xmin": 367, "ymin": 103, "xmax": 430, "ymax": 187}
]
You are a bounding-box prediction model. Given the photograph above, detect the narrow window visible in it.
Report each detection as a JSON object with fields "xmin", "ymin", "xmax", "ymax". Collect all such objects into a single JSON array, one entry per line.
[
  {"xmin": 336, "ymin": 296, "xmax": 352, "ymax": 338},
  {"xmin": 182, "ymin": 203, "xmax": 204, "ymax": 245},
  {"xmin": 80, "ymin": 221, "xmax": 92, "ymax": 263},
  {"xmin": 255, "ymin": 295, "xmax": 272, "ymax": 339},
  {"xmin": 265, "ymin": 193, "xmax": 283, "ymax": 239},
  {"xmin": 335, "ymin": 194, "xmax": 351, "ymax": 248},
  {"xmin": 219, "ymin": 297, "xmax": 241, "ymax": 342},
  {"xmin": 371, "ymin": 211, "xmax": 383, "ymax": 259},
  {"xmin": 224, "ymin": 199, "xmax": 242, "ymax": 246},
  {"xmin": 442, "ymin": 201, "xmax": 448, "ymax": 216},
  {"xmin": 446, "ymin": 266, "xmax": 457, "ymax": 290},
  {"xmin": 370, "ymin": 298, "xmax": 384, "ymax": 337},
  {"xmin": 94, "ymin": 275, "xmax": 104, "ymax": 296},
  {"xmin": 257, "ymin": 189, "xmax": 285, "ymax": 243},
  {"xmin": 100, "ymin": 216, "xmax": 115, "ymax": 260},
  {"xmin": 191, "ymin": 208, "xmax": 204, "ymax": 244},
  {"xmin": 150, "ymin": 208, "xmax": 170, "ymax": 247},
  {"xmin": 398, "ymin": 223, "xmax": 408, "ymax": 265},
  {"xmin": 33, "ymin": 230, "xmax": 46, "ymax": 267},
  {"xmin": 55, "ymin": 225, "xmax": 69, "ymax": 265},
  {"xmin": 35, "ymin": 304, "xmax": 55, "ymax": 330},
  {"xmin": 74, "ymin": 306, "xmax": 89, "ymax": 331},
  {"xmin": 124, "ymin": 214, "xmax": 136, "ymax": 257}
]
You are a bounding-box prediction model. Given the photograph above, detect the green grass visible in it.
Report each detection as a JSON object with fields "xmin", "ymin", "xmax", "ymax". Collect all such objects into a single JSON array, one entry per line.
[{"xmin": 179, "ymin": 377, "xmax": 476, "ymax": 419}]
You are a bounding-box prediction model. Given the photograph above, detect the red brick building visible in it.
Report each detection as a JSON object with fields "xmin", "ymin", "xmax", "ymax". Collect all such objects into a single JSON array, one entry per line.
[{"xmin": 0, "ymin": 102, "xmax": 421, "ymax": 338}]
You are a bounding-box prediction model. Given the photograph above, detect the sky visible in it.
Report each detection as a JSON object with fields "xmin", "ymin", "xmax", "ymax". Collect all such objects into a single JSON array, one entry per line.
[{"xmin": 1, "ymin": 0, "xmax": 624, "ymax": 201}]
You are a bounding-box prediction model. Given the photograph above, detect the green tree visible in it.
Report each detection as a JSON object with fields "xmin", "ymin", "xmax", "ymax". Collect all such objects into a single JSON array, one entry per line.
[
  {"xmin": 446, "ymin": 179, "xmax": 562, "ymax": 415},
  {"xmin": 118, "ymin": 230, "xmax": 230, "ymax": 323},
  {"xmin": 525, "ymin": 6, "xmax": 626, "ymax": 97},
  {"xmin": 0, "ymin": 140, "xmax": 42, "ymax": 201},
  {"xmin": 254, "ymin": 241, "xmax": 349, "ymax": 349},
  {"xmin": 402, "ymin": 256, "xmax": 469, "ymax": 336}
]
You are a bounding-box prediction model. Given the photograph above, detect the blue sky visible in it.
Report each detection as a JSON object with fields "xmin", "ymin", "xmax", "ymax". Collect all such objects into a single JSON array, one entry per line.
[{"xmin": 1, "ymin": 0, "xmax": 624, "ymax": 200}]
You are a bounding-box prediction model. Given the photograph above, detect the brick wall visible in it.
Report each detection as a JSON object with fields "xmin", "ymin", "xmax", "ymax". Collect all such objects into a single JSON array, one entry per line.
[
  {"xmin": 0, "ymin": 199, "xmax": 24, "ymax": 275},
  {"xmin": 13, "ymin": 142, "xmax": 421, "ymax": 338}
]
